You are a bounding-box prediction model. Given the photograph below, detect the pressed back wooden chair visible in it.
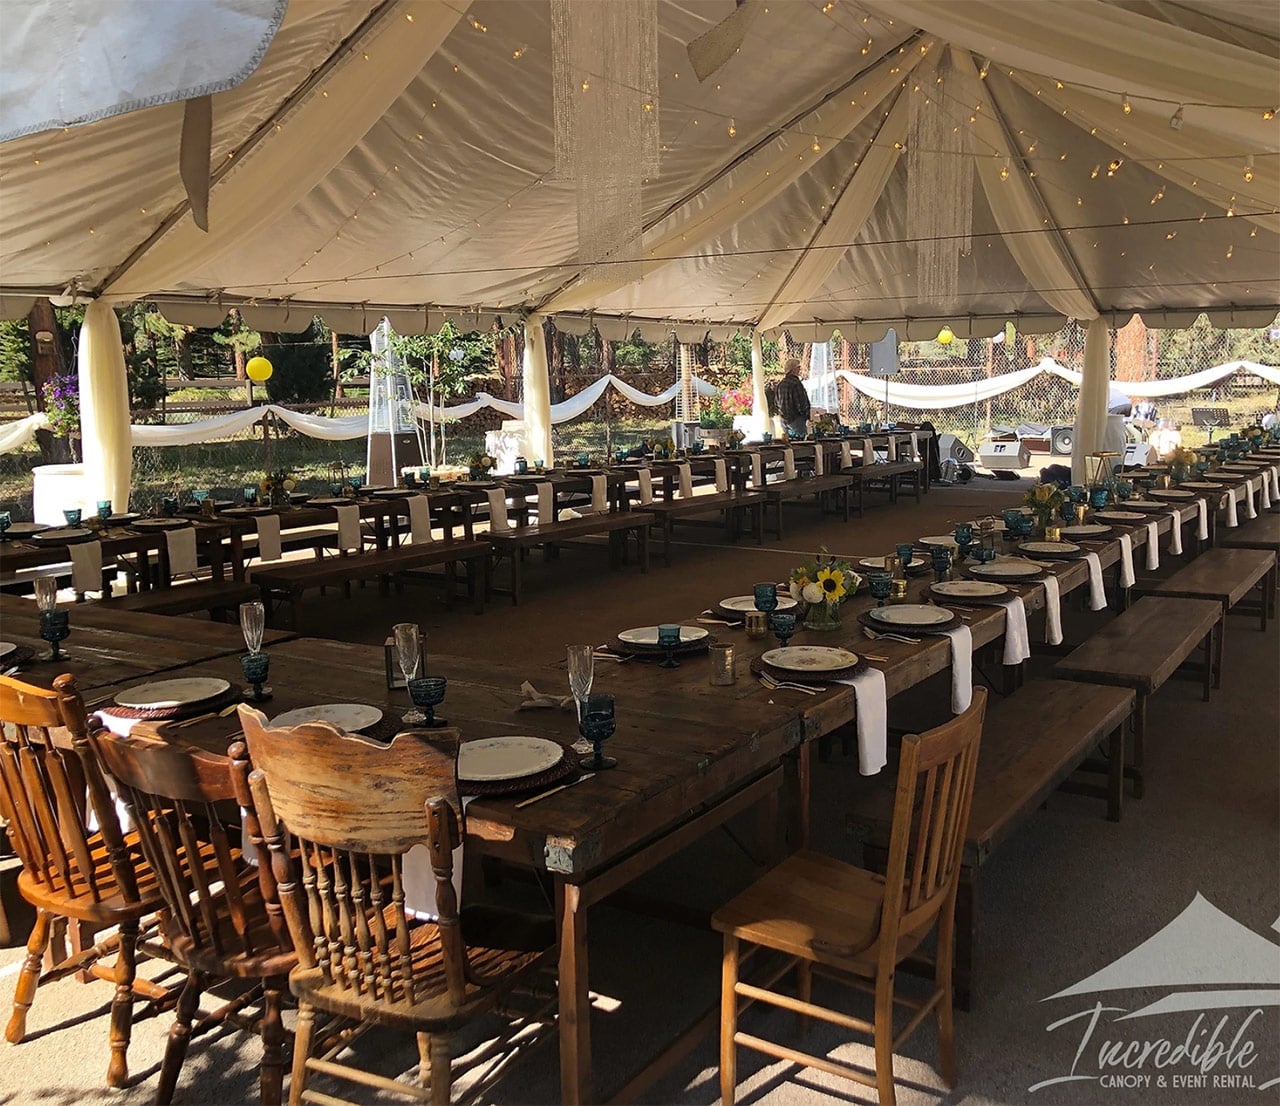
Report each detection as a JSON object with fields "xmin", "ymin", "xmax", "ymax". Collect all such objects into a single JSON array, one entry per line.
[
  {"xmin": 239, "ymin": 706, "xmax": 557, "ymax": 1106},
  {"xmin": 0, "ymin": 672, "xmax": 162, "ymax": 1088},
  {"xmin": 713, "ymin": 688, "xmax": 988, "ymax": 1106},
  {"xmin": 91, "ymin": 725, "xmax": 296, "ymax": 1104}
]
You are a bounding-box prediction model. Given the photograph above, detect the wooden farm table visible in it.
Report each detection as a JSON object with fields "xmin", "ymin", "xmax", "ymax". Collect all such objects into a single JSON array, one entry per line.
[{"xmin": 0, "ymin": 592, "xmax": 294, "ymax": 692}]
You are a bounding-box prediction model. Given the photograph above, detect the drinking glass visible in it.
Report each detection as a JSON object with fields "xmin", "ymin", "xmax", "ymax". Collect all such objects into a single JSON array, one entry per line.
[
  {"xmin": 953, "ymin": 523, "xmax": 973, "ymax": 546},
  {"xmin": 243, "ymin": 486, "xmax": 258, "ymax": 504},
  {"xmin": 769, "ymin": 611, "xmax": 796, "ymax": 649},
  {"xmin": 97, "ymin": 500, "xmax": 113, "ymax": 520},
  {"xmin": 1089, "ymin": 487, "xmax": 1110, "ymax": 510},
  {"xmin": 868, "ymin": 572, "xmax": 892, "ymax": 607},
  {"xmin": 34, "ymin": 575, "xmax": 58, "ymax": 611},
  {"xmin": 931, "ymin": 546, "xmax": 952, "ymax": 582},
  {"xmin": 567, "ymin": 644, "xmax": 594, "ymax": 722},
  {"xmin": 39, "ymin": 610, "xmax": 70, "ymax": 661},
  {"xmin": 329, "ymin": 481, "xmax": 344, "ymax": 497},
  {"xmin": 0, "ymin": 512, "xmax": 10, "ymax": 540},
  {"xmin": 408, "ymin": 677, "xmax": 447, "ymax": 727},
  {"xmin": 239, "ymin": 601, "xmax": 266, "ymax": 654},
  {"xmin": 393, "ymin": 623, "xmax": 423, "ymax": 722},
  {"xmin": 350, "ymin": 475, "xmax": 364, "ymax": 492},
  {"xmin": 753, "ymin": 582, "xmax": 778, "ymax": 613},
  {"xmin": 191, "ymin": 490, "xmax": 208, "ymax": 506},
  {"xmin": 657, "ymin": 624, "xmax": 682, "ymax": 669},
  {"xmin": 1068, "ymin": 484, "xmax": 1087, "ymax": 504},
  {"xmin": 578, "ymin": 693, "xmax": 617, "ymax": 770},
  {"xmin": 895, "ymin": 542, "xmax": 914, "ymax": 567},
  {"xmin": 241, "ymin": 652, "xmax": 271, "ymax": 702},
  {"xmin": 63, "ymin": 509, "xmax": 82, "ymax": 527},
  {"xmin": 161, "ymin": 497, "xmax": 178, "ymax": 517},
  {"xmin": 1002, "ymin": 508, "xmax": 1023, "ymax": 530}
]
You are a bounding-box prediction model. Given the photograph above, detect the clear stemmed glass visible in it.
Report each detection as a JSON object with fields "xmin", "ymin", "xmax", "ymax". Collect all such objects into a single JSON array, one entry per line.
[
  {"xmin": 239, "ymin": 601, "xmax": 265, "ymax": 654},
  {"xmin": 394, "ymin": 623, "xmax": 424, "ymax": 722},
  {"xmin": 34, "ymin": 576, "xmax": 58, "ymax": 611},
  {"xmin": 567, "ymin": 645, "xmax": 595, "ymax": 753}
]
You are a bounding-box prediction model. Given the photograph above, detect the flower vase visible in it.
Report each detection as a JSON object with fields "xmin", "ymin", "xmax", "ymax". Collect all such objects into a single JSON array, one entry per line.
[
  {"xmin": 270, "ymin": 487, "xmax": 290, "ymax": 509},
  {"xmin": 803, "ymin": 599, "xmax": 842, "ymax": 632},
  {"xmin": 1032, "ymin": 511, "xmax": 1054, "ymax": 538}
]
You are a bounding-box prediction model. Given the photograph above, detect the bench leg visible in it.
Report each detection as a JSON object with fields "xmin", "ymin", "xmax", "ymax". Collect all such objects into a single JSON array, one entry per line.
[
  {"xmin": 638, "ymin": 525, "xmax": 650, "ymax": 573},
  {"xmin": 1213, "ymin": 616, "xmax": 1224, "ymax": 688},
  {"xmin": 1107, "ymin": 724, "xmax": 1124, "ymax": 822},
  {"xmin": 664, "ymin": 518, "xmax": 673, "ymax": 568},
  {"xmin": 1201, "ymin": 629, "xmax": 1213, "ymax": 701},
  {"xmin": 1131, "ymin": 696, "xmax": 1146, "ymax": 799}
]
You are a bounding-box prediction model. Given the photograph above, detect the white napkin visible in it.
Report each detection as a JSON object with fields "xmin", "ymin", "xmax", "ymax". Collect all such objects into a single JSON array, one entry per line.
[
  {"xmin": 910, "ymin": 431, "xmax": 920, "ymax": 461},
  {"xmin": 841, "ymin": 441, "xmax": 853, "ymax": 469},
  {"xmin": 1000, "ymin": 595, "xmax": 1031, "ymax": 666},
  {"xmin": 256, "ymin": 513, "xmax": 283, "ymax": 561},
  {"xmin": 1117, "ymin": 533, "xmax": 1135, "ymax": 589},
  {"xmin": 1244, "ymin": 478, "xmax": 1259, "ymax": 519},
  {"xmin": 1224, "ymin": 489, "xmax": 1239, "ymax": 528},
  {"xmin": 486, "ymin": 488, "xmax": 511, "ymax": 532},
  {"xmin": 1084, "ymin": 551, "xmax": 1107, "ymax": 610},
  {"xmin": 861, "ymin": 439, "xmax": 874, "ymax": 466},
  {"xmin": 560, "ymin": 508, "xmax": 583, "ymax": 520},
  {"xmin": 1261, "ymin": 474, "xmax": 1272, "ymax": 510},
  {"xmin": 1169, "ymin": 511, "xmax": 1184, "ymax": 556},
  {"xmin": 1042, "ymin": 572, "xmax": 1063, "ymax": 645},
  {"xmin": 637, "ymin": 470, "xmax": 654, "ymax": 506},
  {"xmin": 677, "ymin": 463, "xmax": 693, "ymax": 499},
  {"xmin": 750, "ymin": 453, "xmax": 764, "ymax": 488},
  {"xmin": 835, "ymin": 666, "xmax": 887, "ymax": 776},
  {"xmin": 812, "ymin": 446, "xmax": 825, "ymax": 476},
  {"xmin": 590, "ymin": 474, "xmax": 608, "ymax": 513},
  {"xmin": 1144, "ymin": 520, "xmax": 1160, "ymax": 571},
  {"xmin": 887, "ymin": 436, "xmax": 898, "ymax": 462},
  {"xmin": 69, "ymin": 540, "xmax": 102, "ymax": 594},
  {"xmin": 537, "ymin": 481, "xmax": 555, "ymax": 522},
  {"xmin": 1196, "ymin": 498, "xmax": 1209, "ymax": 540},
  {"xmin": 782, "ymin": 448, "xmax": 796, "ymax": 480},
  {"xmin": 407, "ymin": 495, "xmax": 433, "ymax": 543},
  {"xmin": 714, "ymin": 458, "xmax": 728, "ymax": 493},
  {"xmin": 1269, "ymin": 465, "xmax": 1280, "ymax": 500},
  {"xmin": 940, "ymin": 624, "xmax": 973, "ymax": 714},
  {"xmin": 164, "ymin": 526, "xmax": 198, "ymax": 577},
  {"xmin": 335, "ymin": 504, "xmax": 361, "ymax": 551}
]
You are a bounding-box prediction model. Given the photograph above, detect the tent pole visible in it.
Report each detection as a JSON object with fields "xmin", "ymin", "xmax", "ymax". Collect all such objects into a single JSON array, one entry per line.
[
  {"xmin": 750, "ymin": 329, "xmax": 768, "ymax": 436},
  {"xmin": 522, "ymin": 315, "xmax": 553, "ymax": 465},
  {"xmin": 77, "ymin": 300, "xmax": 133, "ymax": 510},
  {"xmin": 1071, "ymin": 318, "xmax": 1112, "ymax": 484}
]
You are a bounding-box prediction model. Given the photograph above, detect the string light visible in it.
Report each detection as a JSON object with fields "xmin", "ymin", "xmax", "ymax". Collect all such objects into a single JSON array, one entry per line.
[
  {"xmin": 1243, "ymin": 155, "xmax": 1254, "ymax": 183},
  {"xmin": 1150, "ymin": 188, "xmax": 1165, "ymax": 204},
  {"xmin": 581, "ymin": 79, "xmax": 589, "ymax": 91},
  {"xmin": 512, "ymin": 46, "xmax": 526, "ymax": 59},
  {"xmin": 1107, "ymin": 158, "xmax": 1123, "ymax": 176},
  {"xmin": 1166, "ymin": 231, "xmax": 1177, "ymax": 240},
  {"xmin": 1226, "ymin": 196, "xmax": 1237, "ymax": 216},
  {"xmin": 811, "ymin": 135, "xmax": 821, "ymax": 152},
  {"xmin": 1121, "ymin": 92, "xmax": 1132, "ymax": 114},
  {"xmin": 727, "ymin": 118, "xmax": 737, "ymax": 137},
  {"xmin": 642, "ymin": 100, "xmax": 655, "ymax": 112},
  {"xmin": 1090, "ymin": 164, "xmax": 1100, "ymax": 179},
  {"xmin": 468, "ymin": 15, "xmax": 487, "ymax": 31},
  {"xmin": 1226, "ymin": 244, "xmax": 1233, "ymax": 259},
  {"xmin": 999, "ymin": 161, "xmax": 1010, "ymax": 181},
  {"xmin": 1169, "ymin": 105, "xmax": 1184, "ymax": 130},
  {"xmin": 1264, "ymin": 108, "xmax": 1276, "ymax": 120}
]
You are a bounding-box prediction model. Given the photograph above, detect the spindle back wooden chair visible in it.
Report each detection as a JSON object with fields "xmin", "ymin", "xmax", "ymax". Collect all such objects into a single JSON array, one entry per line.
[
  {"xmin": 92, "ymin": 725, "xmax": 296, "ymax": 1105},
  {"xmin": 0, "ymin": 672, "xmax": 161, "ymax": 1088},
  {"xmin": 239, "ymin": 706, "xmax": 557, "ymax": 1106},
  {"xmin": 713, "ymin": 687, "xmax": 987, "ymax": 1106}
]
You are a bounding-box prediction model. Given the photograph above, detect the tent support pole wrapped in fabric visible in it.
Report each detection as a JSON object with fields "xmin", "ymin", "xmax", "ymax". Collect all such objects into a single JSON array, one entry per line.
[
  {"xmin": 522, "ymin": 315, "xmax": 553, "ymax": 465},
  {"xmin": 1072, "ymin": 319, "xmax": 1112, "ymax": 484},
  {"xmin": 750, "ymin": 329, "xmax": 769, "ymax": 435},
  {"xmin": 77, "ymin": 301, "xmax": 132, "ymax": 507}
]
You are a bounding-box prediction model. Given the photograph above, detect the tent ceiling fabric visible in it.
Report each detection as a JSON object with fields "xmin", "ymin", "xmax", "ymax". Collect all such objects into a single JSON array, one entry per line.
[{"xmin": 0, "ymin": 0, "xmax": 1275, "ymax": 333}]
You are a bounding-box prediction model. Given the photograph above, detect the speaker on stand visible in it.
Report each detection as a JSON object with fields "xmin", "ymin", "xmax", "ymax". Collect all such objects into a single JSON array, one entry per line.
[
  {"xmin": 1050, "ymin": 426, "xmax": 1074, "ymax": 456},
  {"xmin": 937, "ymin": 434, "xmax": 975, "ymax": 463}
]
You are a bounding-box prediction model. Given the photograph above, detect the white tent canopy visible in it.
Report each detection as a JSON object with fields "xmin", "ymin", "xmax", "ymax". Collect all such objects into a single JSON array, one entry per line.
[{"xmin": 1, "ymin": 0, "xmax": 1277, "ymax": 498}]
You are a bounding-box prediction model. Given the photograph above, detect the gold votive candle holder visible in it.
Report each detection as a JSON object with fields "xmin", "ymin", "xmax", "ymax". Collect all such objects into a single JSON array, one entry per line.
[
  {"xmin": 709, "ymin": 642, "xmax": 736, "ymax": 685},
  {"xmin": 1045, "ymin": 524, "xmax": 1062, "ymax": 542},
  {"xmin": 891, "ymin": 578, "xmax": 909, "ymax": 601},
  {"xmin": 744, "ymin": 611, "xmax": 769, "ymax": 639}
]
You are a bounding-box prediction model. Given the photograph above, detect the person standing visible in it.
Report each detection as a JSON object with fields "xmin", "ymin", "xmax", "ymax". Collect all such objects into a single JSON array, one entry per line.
[{"xmin": 774, "ymin": 357, "xmax": 811, "ymax": 438}]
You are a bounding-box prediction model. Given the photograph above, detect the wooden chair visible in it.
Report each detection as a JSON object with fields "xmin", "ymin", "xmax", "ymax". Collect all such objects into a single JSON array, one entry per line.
[
  {"xmin": 713, "ymin": 688, "xmax": 988, "ymax": 1106},
  {"xmin": 91, "ymin": 726, "xmax": 296, "ymax": 1104},
  {"xmin": 0, "ymin": 672, "xmax": 163, "ymax": 1088},
  {"xmin": 239, "ymin": 707, "xmax": 558, "ymax": 1106}
]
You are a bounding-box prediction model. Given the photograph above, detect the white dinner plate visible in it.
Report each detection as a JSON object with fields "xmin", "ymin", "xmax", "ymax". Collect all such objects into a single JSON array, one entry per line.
[
  {"xmin": 458, "ymin": 736, "xmax": 564, "ymax": 782},
  {"xmin": 1059, "ymin": 524, "xmax": 1111, "ymax": 537},
  {"xmin": 372, "ymin": 489, "xmax": 410, "ymax": 499},
  {"xmin": 969, "ymin": 560, "xmax": 1043, "ymax": 578},
  {"xmin": 1221, "ymin": 462, "xmax": 1265, "ymax": 469},
  {"xmin": 130, "ymin": 518, "xmax": 191, "ymax": 530},
  {"xmin": 268, "ymin": 703, "xmax": 383, "ymax": 732},
  {"xmin": 1149, "ymin": 489, "xmax": 1195, "ymax": 498},
  {"xmin": 761, "ymin": 646, "xmax": 860, "ymax": 672},
  {"xmin": 718, "ymin": 594, "xmax": 798, "ymax": 613},
  {"xmin": 0, "ymin": 642, "xmax": 17, "ymax": 661},
  {"xmin": 5, "ymin": 522, "xmax": 48, "ymax": 537},
  {"xmin": 1121, "ymin": 500, "xmax": 1167, "ymax": 510},
  {"xmin": 617, "ymin": 625, "xmax": 709, "ymax": 645},
  {"xmin": 929, "ymin": 580, "xmax": 1009, "ymax": 598},
  {"xmin": 917, "ymin": 535, "xmax": 959, "ymax": 548},
  {"xmin": 309, "ymin": 497, "xmax": 353, "ymax": 507},
  {"xmin": 1093, "ymin": 511, "xmax": 1146, "ymax": 523},
  {"xmin": 867, "ymin": 604, "xmax": 953, "ymax": 626},
  {"xmin": 1019, "ymin": 541, "xmax": 1082, "ymax": 556},
  {"xmin": 1179, "ymin": 481, "xmax": 1226, "ymax": 490},
  {"xmin": 30, "ymin": 527, "xmax": 96, "ymax": 543},
  {"xmin": 105, "ymin": 513, "xmax": 143, "ymax": 524},
  {"xmin": 116, "ymin": 677, "xmax": 231, "ymax": 710}
]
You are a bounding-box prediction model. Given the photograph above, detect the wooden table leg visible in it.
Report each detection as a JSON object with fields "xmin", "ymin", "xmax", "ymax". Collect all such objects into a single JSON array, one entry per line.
[
  {"xmin": 1202, "ymin": 630, "xmax": 1213, "ymax": 702},
  {"xmin": 1131, "ymin": 695, "xmax": 1146, "ymax": 799},
  {"xmin": 556, "ymin": 879, "xmax": 593, "ymax": 1106},
  {"xmin": 1108, "ymin": 723, "xmax": 1124, "ymax": 822}
]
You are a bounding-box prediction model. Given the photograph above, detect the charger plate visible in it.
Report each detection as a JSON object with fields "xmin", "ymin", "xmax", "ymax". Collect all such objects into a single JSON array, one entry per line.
[
  {"xmin": 1018, "ymin": 540, "xmax": 1084, "ymax": 558},
  {"xmin": 929, "ymin": 580, "xmax": 1009, "ymax": 600},
  {"xmin": 761, "ymin": 645, "xmax": 860, "ymax": 673},
  {"xmin": 1059, "ymin": 524, "xmax": 1112, "ymax": 538},
  {"xmin": 617, "ymin": 625, "xmax": 709, "ymax": 646},
  {"xmin": 966, "ymin": 559, "xmax": 1044, "ymax": 580},
  {"xmin": 269, "ymin": 703, "xmax": 383, "ymax": 732},
  {"xmin": 1093, "ymin": 511, "xmax": 1146, "ymax": 523},
  {"xmin": 1148, "ymin": 489, "xmax": 1195, "ymax": 499},
  {"xmin": 458, "ymin": 736, "xmax": 564, "ymax": 782},
  {"xmin": 753, "ymin": 648, "xmax": 866, "ymax": 685},
  {"xmin": 30, "ymin": 527, "xmax": 96, "ymax": 544},
  {"xmin": 1179, "ymin": 481, "xmax": 1226, "ymax": 490},
  {"xmin": 117, "ymin": 677, "xmax": 231, "ymax": 710},
  {"xmin": 4, "ymin": 522, "xmax": 48, "ymax": 537},
  {"xmin": 130, "ymin": 518, "xmax": 191, "ymax": 530},
  {"xmin": 309, "ymin": 497, "xmax": 352, "ymax": 507},
  {"xmin": 1119, "ymin": 499, "xmax": 1169, "ymax": 511},
  {"xmin": 861, "ymin": 604, "xmax": 957, "ymax": 631},
  {"xmin": 716, "ymin": 594, "xmax": 798, "ymax": 619}
]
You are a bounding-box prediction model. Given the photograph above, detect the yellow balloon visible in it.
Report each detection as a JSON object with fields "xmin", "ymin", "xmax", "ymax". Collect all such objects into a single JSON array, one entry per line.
[
  {"xmin": 936, "ymin": 327, "xmax": 955, "ymax": 345},
  {"xmin": 246, "ymin": 356, "xmax": 274, "ymax": 382}
]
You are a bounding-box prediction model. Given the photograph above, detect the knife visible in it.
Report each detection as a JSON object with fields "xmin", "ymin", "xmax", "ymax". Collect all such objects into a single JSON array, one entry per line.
[{"xmin": 514, "ymin": 773, "xmax": 595, "ymax": 808}]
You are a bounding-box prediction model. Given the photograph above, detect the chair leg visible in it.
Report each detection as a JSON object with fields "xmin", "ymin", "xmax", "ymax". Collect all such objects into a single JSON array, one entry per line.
[
  {"xmin": 261, "ymin": 981, "xmax": 286, "ymax": 1106},
  {"xmin": 873, "ymin": 970, "xmax": 897, "ymax": 1106},
  {"xmin": 720, "ymin": 935, "xmax": 739, "ymax": 1106},
  {"xmin": 6, "ymin": 908, "xmax": 51, "ymax": 1043},
  {"xmin": 429, "ymin": 1032, "xmax": 452, "ymax": 1106},
  {"xmin": 795, "ymin": 959, "xmax": 812, "ymax": 1034},
  {"xmin": 289, "ymin": 1003, "xmax": 317, "ymax": 1106},
  {"xmin": 157, "ymin": 971, "xmax": 205, "ymax": 1105},
  {"xmin": 934, "ymin": 908, "xmax": 959, "ymax": 1089},
  {"xmin": 106, "ymin": 918, "xmax": 139, "ymax": 1089}
]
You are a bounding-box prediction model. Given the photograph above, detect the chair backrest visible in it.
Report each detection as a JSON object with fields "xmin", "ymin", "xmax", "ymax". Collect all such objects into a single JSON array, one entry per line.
[
  {"xmin": 238, "ymin": 705, "xmax": 467, "ymax": 1007},
  {"xmin": 878, "ymin": 688, "xmax": 987, "ymax": 961},
  {"xmin": 0, "ymin": 672, "xmax": 140, "ymax": 905},
  {"xmin": 92, "ymin": 724, "xmax": 291, "ymax": 962}
]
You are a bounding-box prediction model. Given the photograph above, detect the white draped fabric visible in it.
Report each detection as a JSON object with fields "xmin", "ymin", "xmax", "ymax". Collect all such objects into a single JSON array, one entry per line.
[
  {"xmin": 0, "ymin": 412, "xmax": 48, "ymax": 453},
  {"xmin": 1072, "ymin": 320, "xmax": 1113, "ymax": 484},
  {"xmin": 76, "ymin": 301, "xmax": 132, "ymax": 507},
  {"xmin": 522, "ymin": 316, "xmax": 552, "ymax": 465}
]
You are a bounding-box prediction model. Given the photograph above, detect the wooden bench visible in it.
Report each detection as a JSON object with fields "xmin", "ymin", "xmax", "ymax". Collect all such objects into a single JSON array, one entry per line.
[
  {"xmin": 1217, "ymin": 511, "xmax": 1280, "ymax": 554},
  {"xmin": 761, "ymin": 473, "xmax": 857, "ymax": 539},
  {"xmin": 1055, "ymin": 596, "xmax": 1221, "ymax": 798},
  {"xmin": 252, "ymin": 539, "xmax": 491, "ymax": 624},
  {"xmin": 485, "ymin": 510, "xmax": 654, "ymax": 604},
  {"xmin": 858, "ymin": 459, "xmax": 923, "ymax": 505},
  {"xmin": 848, "ymin": 679, "xmax": 1135, "ymax": 1008},
  {"xmin": 643, "ymin": 488, "xmax": 765, "ymax": 565},
  {"xmin": 97, "ymin": 578, "xmax": 261, "ymax": 622}
]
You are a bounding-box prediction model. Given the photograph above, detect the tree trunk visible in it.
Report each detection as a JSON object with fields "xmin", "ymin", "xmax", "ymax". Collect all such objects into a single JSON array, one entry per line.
[
  {"xmin": 26, "ymin": 298, "xmax": 73, "ymax": 464},
  {"xmin": 174, "ymin": 330, "xmax": 193, "ymax": 380}
]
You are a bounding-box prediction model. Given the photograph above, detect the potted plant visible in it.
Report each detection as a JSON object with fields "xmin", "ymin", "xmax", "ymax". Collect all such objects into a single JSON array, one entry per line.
[
  {"xmin": 467, "ymin": 451, "xmax": 495, "ymax": 479},
  {"xmin": 698, "ymin": 396, "xmax": 734, "ymax": 445}
]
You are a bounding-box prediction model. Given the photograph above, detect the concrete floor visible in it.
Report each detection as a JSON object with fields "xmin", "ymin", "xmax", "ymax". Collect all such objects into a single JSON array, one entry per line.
[{"xmin": 2, "ymin": 476, "xmax": 1277, "ymax": 1106}]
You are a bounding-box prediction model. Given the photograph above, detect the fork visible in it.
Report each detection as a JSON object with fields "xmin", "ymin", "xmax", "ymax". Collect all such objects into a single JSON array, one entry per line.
[
  {"xmin": 862, "ymin": 628, "xmax": 919, "ymax": 645},
  {"xmin": 758, "ymin": 674, "xmax": 822, "ymax": 695}
]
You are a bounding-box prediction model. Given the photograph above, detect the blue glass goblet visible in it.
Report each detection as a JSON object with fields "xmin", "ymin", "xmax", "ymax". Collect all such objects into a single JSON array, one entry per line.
[
  {"xmin": 349, "ymin": 475, "xmax": 364, "ymax": 494},
  {"xmin": 1089, "ymin": 487, "xmax": 1110, "ymax": 510},
  {"xmin": 753, "ymin": 582, "xmax": 778, "ymax": 613},
  {"xmin": 931, "ymin": 546, "xmax": 953, "ymax": 583},
  {"xmin": 161, "ymin": 497, "xmax": 178, "ymax": 517},
  {"xmin": 895, "ymin": 543, "xmax": 914, "ymax": 568},
  {"xmin": 868, "ymin": 572, "xmax": 892, "ymax": 607},
  {"xmin": 407, "ymin": 676, "xmax": 447, "ymax": 726},
  {"xmin": 657, "ymin": 624, "xmax": 682, "ymax": 669},
  {"xmin": 769, "ymin": 611, "xmax": 796, "ymax": 649},
  {"xmin": 97, "ymin": 500, "xmax": 113, "ymax": 520},
  {"xmin": 243, "ymin": 486, "xmax": 258, "ymax": 504},
  {"xmin": 1068, "ymin": 485, "xmax": 1088, "ymax": 504},
  {"xmin": 579, "ymin": 693, "xmax": 617, "ymax": 770},
  {"xmin": 39, "ymin": 609, "xmax": 70, "ymax": 661},
  {"xmin": 954, "ymin": 522, "xmax": 974, "ymax": 546},
  {"xmin": 240, "ymin": 651, "xmax": 272, "ymax": 702},
  {"xmin": 63, "ymin": 508, "xmax": 82, "ymax": 527},
  {"xmin": 0, "ymin": 512, "xmax": 10, "ymax": 541},
  {"xmin": 1003, "ymin": 508, "xmax": 1023, "ymax": 531}
]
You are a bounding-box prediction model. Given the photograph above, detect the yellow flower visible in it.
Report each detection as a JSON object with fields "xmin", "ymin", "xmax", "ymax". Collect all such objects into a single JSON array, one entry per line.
[
  {"xmin": 816, "ymin": 566, "xmax": 846, "ymax": 602},
  {"xmin": 1034, "ymin": 484, "xmax": 1052, "ymax": 502},
  {"xmin": 259, "ymin": 479, "xmax": 271, "ymax": 493}
]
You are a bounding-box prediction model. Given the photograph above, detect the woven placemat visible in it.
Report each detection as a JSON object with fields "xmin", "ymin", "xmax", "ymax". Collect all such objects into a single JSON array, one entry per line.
[
  {"xmin": 749, "ymin": 652, "xmax": 867, "ymax": 685},
  {"xmin": 1, "ymin": 644, "xmax": 36, "ymax": 669},
  {"xmin": 609, "ymin": 634, "xmax": 714, "ymax": 659},
  {"xmin": 1015, "ymin": 543, "xmax": 1088, "ymax": 560},
  {"xmin": 857, "ymin": 608, "xmax": 959, "ymax": 636},
  {"xmin": 461, "ymin": 748, "xmax": 578, "ymax": 797},
  {"xmin": 97, "ymin": 687, "xmax": 241, "ymax": 722}
]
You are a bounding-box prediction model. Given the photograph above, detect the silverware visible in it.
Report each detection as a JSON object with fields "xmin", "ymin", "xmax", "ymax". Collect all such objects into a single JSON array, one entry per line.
[
  {"xmin": 862, "ymin": 628, "xmax": 919, "ymax": 645},
  {"xmin": 758, "ymin": 673, "xmax": 823, "ymax": 694},
  {"xmin": 861, "ymin": 654, "xmax": 889, "ymax": 662},
  {"xmin": 173, "ymin": 711, "xmax": 217, "ymax": 728},
  {"xmin": 514, "ymin": 772, "xmax": 595, "ymax": 808},
  {"xmin": 592, "ymin": 651, "xmax": 631, "ymax": 663},
  {"xmin": 696, "ymin": 617, "xmax": 739, "ymax": 627}
]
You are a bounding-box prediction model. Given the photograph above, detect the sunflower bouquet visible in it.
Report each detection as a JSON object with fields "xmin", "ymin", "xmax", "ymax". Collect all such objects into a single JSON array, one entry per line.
[
  {"xmin": 467, "ymin": 451, "xmax": 496, "ymax": 477},
  {"xmin": 259, "ymin": 470, "xmax": 297, "ymax": 507},
  {"xmin": 1023, "ymin": 482, "xmax": 1065, "ymax": 530},
  {"xmin": 789, "ymin": 550, "xmax": 860, "ymax": 632}
]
